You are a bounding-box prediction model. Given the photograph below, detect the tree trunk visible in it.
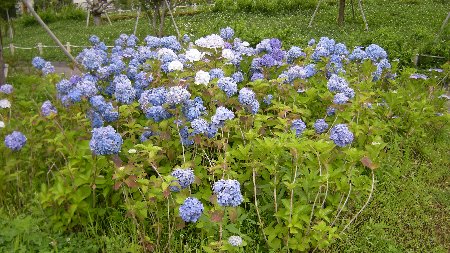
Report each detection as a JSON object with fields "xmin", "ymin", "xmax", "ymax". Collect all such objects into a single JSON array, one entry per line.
[
  {"xmin": 0, "ymin": 26, "xmax": 5, "ymax": 85},
  {"xmin": 338, "ymin": 0, "xmax": 345, "ymax": 26},
  {"xmin": 158, "ymin": 2, "xmax": 166, "ymax": 37},
  {"xmin": 93, "ymin": 13, "xmax": 102, "ymax": 26}
]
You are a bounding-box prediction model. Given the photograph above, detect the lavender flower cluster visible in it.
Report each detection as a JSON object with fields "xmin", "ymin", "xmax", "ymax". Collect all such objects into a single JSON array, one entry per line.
[{"xmin": 213, "ymin": 179, "xmax": 243, "ymax": 207}]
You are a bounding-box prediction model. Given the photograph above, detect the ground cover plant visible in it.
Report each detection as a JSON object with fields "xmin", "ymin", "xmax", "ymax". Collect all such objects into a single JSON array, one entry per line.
[{"xmin": 1, "ymin": 22, "xmax": 449, "ymax": 252}]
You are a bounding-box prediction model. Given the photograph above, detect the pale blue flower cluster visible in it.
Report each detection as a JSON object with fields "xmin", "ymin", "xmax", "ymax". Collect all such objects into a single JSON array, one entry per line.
[
  {"xmin": 0, "ymin": 84, "xmax": 13, "ymax": 94},
  {"xmin": 220, "ymin": 27, "xmax": 235, "ymax": 40},
  {"xmin": 218, "ymin": 77, "xmax": 238, "ymax": 97},
  {"xmin": 179, "ymin": 197, "xmax": 204, "ymax": 222},
  {"xmin": 228, "ymin": 236, "xmax": 243, "ymax": 247},
  {"xmin": 330, "ymin": 124, "xmax": 354, "ymax": 147},
  {"xmin": 166, "ymin": 86, "xmax": 191, "ymax": 105},
  {"xmin": 213, "ymin": 179, "xmax": 243, "ymax": 207},
  {"xmin": 89, "ymin": 125, "xmax": 123, "ymax": 155},
  {"xmin": 113, "ymin": 75, "xmax": 136, "ymax": 104},
  {"xmin": 182, "ymin": 97, "xmax": 206, "ymax": 121},
  {"xmin": 314, "ymin": 119, "xmax": 328, "ymax": 134},
  {"xmin": 238, "ymin": 88, "xmax": 259, "ymax": 114},
  {"xmin": 4, "ymin": 131, "xmax": 27, "ymax": 151},
  {"xmin": 291, "ymin": 119, "xmax": 307, "ymax": 137},
  {"xmin": 191, "ymin": 118, "xmax": 209, "ymax": 134},
  {"xmin": 170, "ymin": 168, "xmax": 195, "ymax": 192},
  {"xmin": 286, "ymin": 46, "xmax": 306, "ymax": 63},
  {"xmin": 209, "ymin": 68, "xmax": 225, "ymax": 79}
]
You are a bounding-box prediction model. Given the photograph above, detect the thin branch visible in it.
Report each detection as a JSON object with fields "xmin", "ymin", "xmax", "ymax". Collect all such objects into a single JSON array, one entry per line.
[{"xmin": 253, "ymin": 168, "xmax": 269, "ymax": 244}]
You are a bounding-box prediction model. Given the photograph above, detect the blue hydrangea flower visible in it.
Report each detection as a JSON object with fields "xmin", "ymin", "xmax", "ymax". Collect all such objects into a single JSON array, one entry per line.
[
  {"xmin": 161, "ymin": 36, "xmax": 181, "ymax": 51},
  {"xmin": 0, "ymin": 84, "xmax": 13, "ymax": 94},
  {"xmin": 312, "ymin": 37, "xmax": 335, "ymax": 60},
  {"xmin": 68, "ymin": 88, "xmax": 82, "ymax": 103},
  {"xmin": 42, "ymin": 62, "xmax": 55, "ymax": 75},
  {"xmin": 327, "ymin": 107, "xmax": 336, "ymax": 116},
  {"xmin": 166, "ymin": 86, "xmax": 191, "ymax": 105},
  {"xmin": 170, "ymin": 168, "xmax": 195, "ymax": 192},
  {"xmin": 284, "ymin": 64, "xmax": 316, "ymax": 83},
  {"xmin": 211, "ymin": 106, "xmax": 234, "ymax": 127},
  {"xmin": 213, "ymin": 179, "xmax": 243, "ymax": 207},
  {"xmin": 182, "ymin": 34, "xmax": 190, "ymax": 43},
  {"xmin": 343, "ymin": 87, "xmax": 355, "ymax": 99},
  {"xmin": 32, "ymin": 57, "xmax": 46, "ymax": 70},
  {"xmin": 182, "ymin": 97, "xmax": 206, "ymax": 121},
  {"xmin": 228, "ymin": 236, "xmax": 243, "ymax": 247},
  {"xmin": 127, "ymin": 34, "xmax": 138, "ymax": 47},
  {"xmin": 238, "ymin": 88, "xmax": 256, "ymax": 105},
  {"xmin": 259, "ymin": 54, "xmax": 277, "ymax": 68},
  {"xmin": 139, "ymin": 87, "xmax": 167, "ymax": 110},
  {"xmin": 89, "ymin": 95, "xmax": 119, "ymax": 123},
  {"xmin": 308, "ymin": 39, "xmax": 316, "ymax": 46},
  {"xmin": 191, "ymin": 118, "xmax": 209, "ymax": 134},
  {"xmin": 218, "ymin": 77, "xmax": 238, "ymax": 97},
  {"xmin": 373, "ymin": 59, "xmax": 391, "ymax": 81},
  {"xmin": 206, "ymin": 123, "xmax": 219, "ymax": 138},
  {"xmin": 287, "ymin": 46, "xmax": 306, "ymax": 63},
  {"xmin": 330, "ymin": 124, "xmax": 354, "ymax": 147},
  {"xmin": 145, "ymin": 36, "xmax": 161, "ymax": 48},
  {"xmin": 333, "ymin": 43, "xmax": 348, "ymax": 55},
  {"xmin": 76, "ymin": 79, "xmax": 98, "ymax": 98},
  {"xmin": 4, "ymin": 131, "xmax": 27, "ymax": 151},
  {"xmin": 140, "ymin": 130, "xmax": 153, "ymax": 142},
  {"xmin": 333, "ymin": 93, "xmax": 349, "ymax": 104},
  {"xmin": 365, "ymin": 44, "xmax": 387, "ymax": 62},
  {"xmin": 41, "ymin": 100, "xmax": 57, "ymax": 116},
  {"xmin": 179, "ymin": 197, "xmax": 204, "ymax": 223},
  {"xmin": 209, "ymin": 68, "xmax": 225, "ymax": 79},
  {"xmin": 220, "ymin": 27, "xmax": 235, "ymax": 40},
  {"xmin": 56, "ymin": 79, "xmax": 73, "ymax": 95},
  {"xmin": 327, "ymin": 74, "xmax": 348, "ymax": 93},
  {"xmin": 232, "ymin": 72, "xmax": 244, "ymax": 83},
  {"xmin": 144, "ymin": 106, "xmax": 172, "ymax": 122},
  {"xmin": 114, "ymin": 75, "xmax": 136, "ymax": 104},
  {"xmin": 89, "ymin": 35, "xmax": 100, "ymax": 45},
  {"xmin": 251, "ymin": 72, "xmax": 264, "ymax": 81},
  {"xmin": 263, "ymin": 94, "xmax": 273, "ymax": 105},
  {"xmin": 349, "ymin": 47, "xmax": 368, "ymax": 61},
  {"xmin": 78, "ymin": 48, "xmax": 106, "ymax": 71},
  {"xmin": 89, "ymin": 125, "xmax": 123, "ymax": 155},
  {"xmin": 88, "ymin": 110, "xmax": 104, "ymax": 128},
  {"xmin": 314, "ymin": 119, "xmax": 329, "ymax": 134},
  {"xmin": 291, "ymin": 119, "xmax": 306, "ymax": 137},
  {"xmin": 179, "ymin": 126, "xmax": 194, "ymax": 146}
]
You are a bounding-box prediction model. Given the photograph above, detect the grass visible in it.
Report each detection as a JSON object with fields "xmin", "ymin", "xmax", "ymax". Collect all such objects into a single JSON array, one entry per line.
[{"xmin": 2, "ymin": 0, "xmax": 449, "ymax": 67}]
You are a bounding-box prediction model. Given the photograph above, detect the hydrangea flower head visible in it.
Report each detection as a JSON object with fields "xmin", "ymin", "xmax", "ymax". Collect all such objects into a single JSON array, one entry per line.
[
  {"xmin": 191, "ymin": 118, "xmax": 209, "ymax": 134},
  {"xmin": 195, "ymin": 34, "xmax": 225, "ymax": 49},
  {"xmin": 41, "ymin": 100, "xmax": 57, "ymax": 116},
  {"xmin": 4, "ymin": 131, "xmax": 27, "ymax": 151},
  {"xmin": 144, "ymin": 106, "xmax": 172, "ymax": 122},
  {"xmin": 333, "ymin": 93, "xmax": 349, "ymax": 104},
  {"xmin": 232, "ymin": 72, "xmax": 244, "ymax": 83},
  {"xmin": 330, "ymin": 124, "xmax": 354, "ymax": 147},
  {"xmin": 182, "ymin": 97, "xmax": 206, "ymax": 121},
  {"xmin": 140, "ymin": 130, "xmax": 153, "ymax": 142},
  {"xmin": 213, "ymin": 179, "xmax": 243, "ymax": 207},
  {"xmin": 291, "ymin": 119, "xmax": 306, "ymax": 137},
  {"xmin": 314, "ymin": 119, "xmax": 329, "ymax": 134},
  {"xmin": 287, "ymin": 46, "xmax": 306, "ymax": 63},
  {"xmin": 166, "ymin": 86, "xmax": 191, "ymax": 105},
  {"xmin": 365, "ymin": 44, "xmax": 387, "ymax": 62},
  {"xmin": 168, "ymin": 60, "xmax": 184, "ymax": 72},
  {"xmin": 327, "ymin": 74, "xmax": 348, "ymax": 93},
  {"xmin": 89, "ymin": 126, "xmax": 123, "ymax": 155},
  {"xmin": 89, "ymin": 35, "xmax": 100, "ymax": 45},
  {"xmin": 32, "ymin": 57, "xmax": 46, "ymax": 69},
  {"xmin": 0, "ymin": 84, "xmax": 13, "ymax": 94},
  {"xmin": 170, "ymin": 168, "xmax": 195, "ymax": 192},
  {"xmin": 228, "ymin": 236, "xmax": 243, "ymax": 247},
  {"xmin": 349, "ymin": 47, "xmax": 368, "ymax": 61},
  {"xmin": 209, "ymin": 68, "xmax": 225, "ymax": 80},
  {"xmin": 179, "ymin": 197, "xmax": 204, "ymax": 222},
  {"xmin": 42, "ymin": 62, "xmax": 55, "ymax": 75},
  {"xmin": 195, "ymin": 70, "xmax": 210, "ymax": 85},
  {"xmin": 211, "ymin": 106, "xmax": 234, "ymax": 126},
  {"xmin": 218, "ymin": 77, "xmax": 238, "ymax": 97},
  {"xmin": 220, "ymin": 27, "xmax": 235, "ymax": 40},
  {"xmin": 114, "ymin": 75, "xmax": 136, "ymax": 104},
  {"xmin": 185, "ymin": 49, "xmax": 204, "ymax": 62}
]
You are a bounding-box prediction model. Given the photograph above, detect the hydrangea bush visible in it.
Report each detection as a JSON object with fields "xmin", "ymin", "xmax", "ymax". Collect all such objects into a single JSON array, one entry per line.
[{"xmin": 5, "ymin": 28, "xmax": 446, "ymax": 252}]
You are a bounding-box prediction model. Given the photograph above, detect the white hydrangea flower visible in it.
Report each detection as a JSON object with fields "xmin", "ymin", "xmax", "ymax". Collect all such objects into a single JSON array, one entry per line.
[
  {"xmin": 0, "ymin": 121, "xmax": 5, "ymax": 128},
  {"xmin": 242, "ymin": 41, "xmax": 250, "ymax": 47},
  {"xmin": 185, "ymin": 49, "xmax": 204, "ymax": 62},
  {"xmin": 0, "ymin": 99, "xmax": 11, "ymax": 108},
  {"xmin": 195, "ymin": 34, "xmax": 225, "ymax": 49},
  {"xmin": 168, "ymin": 60, "xmax": 184, "ymax": 71},
  {"xmin": 228, "ymin": 236, "xmax": 243, "ymax": 247},
  {"xmin": 195, "ymin": 70, "xmax": 210, "ymax": 85},
  {"xmin": 222, "ymin": 49, "xmax": 235, "ymax": 61},
  {"xmin": 157, "ymin": 48, "xmax": 177, "ymax": 60}
]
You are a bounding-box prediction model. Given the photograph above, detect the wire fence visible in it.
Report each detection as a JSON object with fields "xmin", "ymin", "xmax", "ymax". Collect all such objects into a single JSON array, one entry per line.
[{"xmin": 2, "ymin": 43, "xmax": 115, "ymax": 56}]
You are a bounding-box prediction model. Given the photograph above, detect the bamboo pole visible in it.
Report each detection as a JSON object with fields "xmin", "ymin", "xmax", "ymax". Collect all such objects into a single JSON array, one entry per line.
[{"xmin": 21, "ymin": 0, "xmax": 80, "ymax": 68}]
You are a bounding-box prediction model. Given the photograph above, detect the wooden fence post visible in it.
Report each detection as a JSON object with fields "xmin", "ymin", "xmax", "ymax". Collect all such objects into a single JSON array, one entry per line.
[
  {"xmin": 9, "ymin": 44, "xmax": 14, "ymax": 55},
  {"xmin": 37, "ymin": 43, "xmax": 43, "ymax": 55},
  {"xmin": 66, "ymin": 42, "xmax": 71, "ymax": 54}
]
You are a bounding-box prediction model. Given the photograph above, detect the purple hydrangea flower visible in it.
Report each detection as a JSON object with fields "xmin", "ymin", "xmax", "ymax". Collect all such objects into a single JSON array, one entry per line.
[
  {"xmin": 42, "ymin": 62, "xmax": 55, "ymax": 75},
  {"xmin": 4, "ymin": 131, "xmax": 27, "ymax": 151},
  {"xmin": 330, "ymin": 124, "xmax": 354, "ymax": 147},
  {"xmin": 410, "ymin": 73, "xmax": 428, "ymax": 80},
  {"xmin": 41, "ymin": 100, "xmax": 57, "ymax": 116},
  {"xmin": 179, "ymin": 197, "xmax": 204, "ymax": 222},
  {"xmin": 213, "ymin": 179, "xmax": 243, "ymax": 207},
  {"xmin": 139, "ymin": 87, "xmax": 167, "ymax": 110},
  {"xmin": 89, "ymin": 125, "xmax": 123, "ymax": 155},
  {"xmin": 32, "ymin": 57, "xmax": 46, "ymax": 70},
  {"xmin": 251, "ymin": 72, "xmax": 264, "ymax": 81}
]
